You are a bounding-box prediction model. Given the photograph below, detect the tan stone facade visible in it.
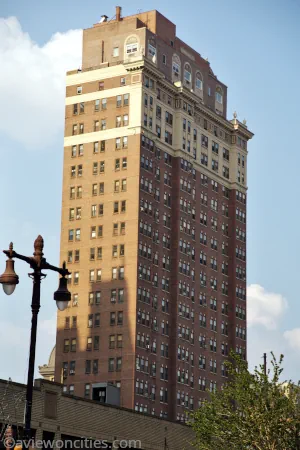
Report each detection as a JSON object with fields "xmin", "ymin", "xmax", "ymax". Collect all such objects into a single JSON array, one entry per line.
[
  {"xmin": 55, "ymin": 7, "xmax": 253, "ymax": 422},
  {"xmin": 0, "ymin": 378, "xmax": 194, "ymax": 450}
]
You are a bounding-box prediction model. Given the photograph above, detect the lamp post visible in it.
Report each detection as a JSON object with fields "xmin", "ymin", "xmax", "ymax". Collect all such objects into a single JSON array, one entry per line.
[{"xmin": 0, "ymin": 235, "xmax": 71, "ymax": 444}]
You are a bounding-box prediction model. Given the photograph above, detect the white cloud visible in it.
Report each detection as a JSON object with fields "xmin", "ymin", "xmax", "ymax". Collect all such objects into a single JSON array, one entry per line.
[
  {"xmin": 283, "ymin": 328, "xmax": 300, "ymax": 352},
  {"xmin": 247, "ymin": 284, "xmax": 287, "ymax": 330},
  {"xmin": 0, "ymin": 17, "xmax": 82, "ymax": 150}
]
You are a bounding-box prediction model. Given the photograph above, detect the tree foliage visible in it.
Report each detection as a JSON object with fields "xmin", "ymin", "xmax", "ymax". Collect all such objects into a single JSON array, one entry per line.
[{"xmin": 190, "ymin": 353, "xmax": 300, "ymax": 450}]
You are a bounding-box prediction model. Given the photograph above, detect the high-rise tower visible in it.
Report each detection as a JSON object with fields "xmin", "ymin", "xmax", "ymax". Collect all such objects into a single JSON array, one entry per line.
[{"xmin": 55, "ymin": 7, "xmax": 253, "ymax": 422}]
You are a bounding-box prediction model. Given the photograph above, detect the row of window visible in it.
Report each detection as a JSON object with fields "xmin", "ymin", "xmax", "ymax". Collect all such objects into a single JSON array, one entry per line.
[
  {"xmin": 67, "ymin": 266, "xmax": 125, "ymax": 285},
  {"xmin": 75, "ymin": 77, "xmax": 126, "ymax": 96},
  {"xmin": 72, "ymin": 244, "xmax": 122, "ymax": 264},
  {"xmin": 68, "ymin": 221, "xmax": 126, "ymax": 242}
]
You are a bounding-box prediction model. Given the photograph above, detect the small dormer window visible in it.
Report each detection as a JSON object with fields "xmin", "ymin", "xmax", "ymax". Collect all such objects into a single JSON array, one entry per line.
[
  {"xmin": 148, "ymin": 44, "xmax": 156, "ymax": 58},
  {"xmin": 216, "ymin": 87, "xmax": 223, "ymax": 104},
  {"xmin": 126, "ymin": 42, "xmax": 138, "ymax": 54},
  {"xmin": 184, "ymin": 64, "xmax": 191, "ymax": 84}
]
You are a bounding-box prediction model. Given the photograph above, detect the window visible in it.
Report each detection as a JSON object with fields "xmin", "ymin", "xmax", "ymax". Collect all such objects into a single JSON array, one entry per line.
[
  {"xmin": 116, "ymin": 357, "xmax": 122, "ymax": 371},
  {"xmin": 101, "ymin": 119, "xmax": 106, "ymax": 130},
  {"xmin": 163, "ymin": 54, "xmax": 166, "ymax": 65},
  {"xmin": 117, "ymin": 95, "xmax": 122, "ymax": 107},
  {"xmin": 87, "ymin": 337, "xmax": 92, "ymax": 351},
  {"xmin": 101, "ymin": 98, "xmax": 107, "ymax": 110},
  {"xmin": 172, "ymin": 61, "xmax": 180, "ymax": 77},
  {"xmin": 77, "ymin": 86, "xmax": 82, "ymax": 95},
  {"xmin": 148, "ymin": 43, "xmax": 156, "ymax": 58},
  {"xmin": 99, "ymin": 81, "xmax": 104, "ymax": 91},
  {"xmin": 126, "ymin": 42, "xmax": 138, "ymax": 54},
  {"xmin": 94, "ymin": 336, "xmax": 100, "ymax": 351},
  {"xmin": 108, "ymin": 358, "xmax": 115, "ymax": 372},
  {"xmin": 85, "ymin": 360, "xmax": 91, "ymax": 374},
  {"xmin": 84, "ymin": 384, "xmax": 90, "ymax": 398},
  {"xmin": 216, "ymin": 87, "xmax": 223, "ymax": 104},
  {"xmin": 94, "ymin": 120, "xmax": 99, "ymax": 132},
  {"xmin": 121, "ymin": 77, "xmax": 126, "ymax": 86},
  {"xmin": 123, "ymin": 93, "xmax": 129, "ymax": 106},
  {"xmin": 113, "ymin": 47, "xmax": 119, "ymax": 57},
  {"xmin": 165, "ymin": 131, "xmax": 172, "ymax": 145},
  {"xmin": 118, "ymin": 288, "xmax": 124, "ymax": 303},
  {"xmin": 120, "ymin": 222, "xmax": 126, "ymax": 234},
  {"xmin": 196, "ymin": 73, "xmax": 203, "ymax": 90},
  {"xmin": 123, "ymin": 114, "xmax": 129, "ymax": 126},
  {"xmin": 115, "ymin": 118, "xmax": 122, "ymax": 132},
  {"xmin": 184, "ymin": 64, "xmax": 192, "ymax": 84},
  {"xmin": 117, "ymin": 334, "xmax": 123, "ymax": 348},
  {"xmin": 95, "ymin": 313, "xmax": 100, "ymax": 327},
  {"xmin": 117, "ymin": 311, "xmax": 123, "ymax": 325}
]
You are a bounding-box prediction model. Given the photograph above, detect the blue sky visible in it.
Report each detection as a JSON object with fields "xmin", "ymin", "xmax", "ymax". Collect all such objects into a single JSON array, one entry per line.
[{"xmin": 0, "ymin": 0, "xmax": 300, "ymax": 383}]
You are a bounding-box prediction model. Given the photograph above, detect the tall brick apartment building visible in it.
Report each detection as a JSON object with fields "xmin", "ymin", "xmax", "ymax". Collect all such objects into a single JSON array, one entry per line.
[{"xmin": 55, "ymin": 7, "xmax": 253, "ymax": 422}]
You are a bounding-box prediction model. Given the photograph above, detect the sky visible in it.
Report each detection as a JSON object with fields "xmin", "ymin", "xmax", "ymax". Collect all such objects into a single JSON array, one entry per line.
[{"xmin": 0, "ymin": 0, "xmax": 300, "ymax": 384}]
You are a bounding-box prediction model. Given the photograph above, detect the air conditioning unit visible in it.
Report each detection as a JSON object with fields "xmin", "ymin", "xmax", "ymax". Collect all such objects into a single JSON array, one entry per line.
[
  {"xmin": 181, "ymin": 402, "xmax": 185, "ymax": 406},
  {"xmin": 179, "ymin": 334, "xmax": 182, "ymax": 338},
  {"xmin": 136, "ymin": 365, "xmax": 140, "ymax": 370},
  {"xmin": 179, "ymin": 312, "xmax": 183, "ymax": 316},
  {"xmin": 70, "ymin": 370, "xmax": 75, "ymax": 375},
  {"xmin": 146, "ymin": 344, "xmax": 150, "ymax": 350}
]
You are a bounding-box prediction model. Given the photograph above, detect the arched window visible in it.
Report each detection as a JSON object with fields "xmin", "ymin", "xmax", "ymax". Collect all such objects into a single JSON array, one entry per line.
[
  {"xmin": 148, "ymin": 39, "xmax": 156, "ymax": 58},
  {"xmin": 216, "ymin": 86, "xmax": 223, "ymax": 104},
  {"xmin": 125, "ymin": 35, "xmax": 139, "ymax": 55},
  {"xmin": 184, "ymin": 63, "xmax": 192, "ymax": 84},
  {"xmin": 172, "ymin": 54, "xmax": 181, "ymax": 79},
  {"xmin": 195, "ymin": 72, "xmax": 203, "ymax": 90}
]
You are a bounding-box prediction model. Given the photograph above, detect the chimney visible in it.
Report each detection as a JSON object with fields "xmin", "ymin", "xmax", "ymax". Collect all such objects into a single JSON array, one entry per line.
[{"xmin": 116, "ymin": 6, "xmax": 122, "ymax": 21}]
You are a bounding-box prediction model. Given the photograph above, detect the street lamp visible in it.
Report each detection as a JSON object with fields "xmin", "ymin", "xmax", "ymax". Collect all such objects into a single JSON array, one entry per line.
[{"xmin": 0, "ymin": 235, "xmax": 71, "ymax": 443}]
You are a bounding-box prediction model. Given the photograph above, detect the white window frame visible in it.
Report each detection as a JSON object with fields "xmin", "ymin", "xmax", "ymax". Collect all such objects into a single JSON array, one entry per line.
[
  {"xmin": 184, "ymin": 67, "xmax": 191, "ymax": 83},
  {"xmin": 173, "ymin": 62, "xmax": 180, "ymax": 76},
  {"xmin": 216, "ymin": 91, "xmax": 223, "ymax": 104},
  {"xmin": 196, "ymin": 77, "xmax": 203, "ymax": 90},
  {"xmin": 113, "ymin": 47, "xmax": 119, "ymax": 57},
  {"xmin": 148, "ymin": 44, "xmax": 156, "ymax": 57},
  {"xmin": 126, "ymin": 43, "xmax": 138, "ymax": 54}
]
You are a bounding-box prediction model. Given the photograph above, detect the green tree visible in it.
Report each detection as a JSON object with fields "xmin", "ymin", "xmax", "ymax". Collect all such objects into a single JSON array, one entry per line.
[{"xmin": 190, "ymin": 353, "xmax": 300, "ymax": 450}]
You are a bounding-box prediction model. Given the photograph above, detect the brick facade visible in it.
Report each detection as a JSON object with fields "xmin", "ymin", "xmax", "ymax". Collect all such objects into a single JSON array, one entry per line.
[{"xmin": 55, "ymin": 7, "xmax": 253, "ymax": 422}]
